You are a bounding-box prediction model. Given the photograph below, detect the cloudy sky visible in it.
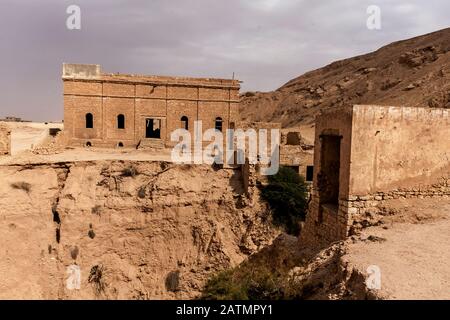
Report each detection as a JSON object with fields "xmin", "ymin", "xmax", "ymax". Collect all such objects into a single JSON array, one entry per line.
[{"xmin": 0, "ymin": 0, "xmax": 448, "ymax": 121}]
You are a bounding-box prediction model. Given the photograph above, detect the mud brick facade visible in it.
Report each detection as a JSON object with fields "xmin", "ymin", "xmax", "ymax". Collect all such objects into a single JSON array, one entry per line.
[
  {"xmin": 63, "ymin": 64, "xmax": 240, "ymax": 148},
  {"xmin": 280, "ymin": 129, "xmax": 314, "ymax": 181},
  {"xmin": 0, "ymin": 125, "xmax": 11, "ymax": 155},
  {"xmin": 301, "ymin": 105, "xmax": 450, "ymax": 247}
]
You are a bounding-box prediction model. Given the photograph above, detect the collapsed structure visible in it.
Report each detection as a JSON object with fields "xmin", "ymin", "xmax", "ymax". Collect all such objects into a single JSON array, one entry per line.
[
  {"xmin": 0, "ymin": 125, "xmax": 11, "ymax": 155},
  {"xmin": 301, "ymin": 105, "xmax": 450, "ymax": 246}
]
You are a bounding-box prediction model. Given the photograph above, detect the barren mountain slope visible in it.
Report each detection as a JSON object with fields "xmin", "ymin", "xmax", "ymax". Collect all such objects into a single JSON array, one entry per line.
[{"xmin": 240, "ymin": 28, "xmax": 450, "ymax": 127}]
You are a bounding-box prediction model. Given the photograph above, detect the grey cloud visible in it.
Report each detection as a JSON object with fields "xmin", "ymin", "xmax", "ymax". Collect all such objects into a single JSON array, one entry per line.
[{"xmin": 0, "ymin": 0, "xmax": 448, "ymax": 121}]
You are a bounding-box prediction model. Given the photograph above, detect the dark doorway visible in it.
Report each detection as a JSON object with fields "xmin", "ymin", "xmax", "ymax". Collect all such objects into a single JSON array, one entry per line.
[
  {"xmin": 117, "ymin": 114, "xmax": 125, "ymax": 129},
  {"xmin": 146, "ymin": 118, "xmax": 161, "ymax": 139},
  {"xmin": 85, "ymin": 113, "xmax": 93, "ymax": 129},
  {"xmin": 181, "ymin": 116, "xmax": 188, "ymax": 130},
  {"xmin": 306, "ymin": 166, "xmax": 314, "ymax": 182},
  {"xmin": 215, "ymin": 117, "xmax": 223, "ymax": 132},
  {"xmin": 318, "ymin": 135, "xmax": 341, "ymax": 207}
]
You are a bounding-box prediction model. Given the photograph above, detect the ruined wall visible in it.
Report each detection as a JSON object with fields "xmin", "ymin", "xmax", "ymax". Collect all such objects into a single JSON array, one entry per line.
[
  {"xmin": 280, "ymin": 129, "xmax": 314, "ymax": 179},
  {"xmin": 349, "ymin": 105, "xmax": 450, "ymax": 194},
  {"xmin": 301, "ymin": 105, "xmax": 450, "ymax": 248},
  {"xmin": 300, "ymin": 107, "xmax": 353, "ymax": 247},
  {"xmin": 0, "ymin": 125, "xmax": 11, "ymax": 155},
  {"xmin": 63, "ymin": 64, "xmax": 240, "ymax": 149}
]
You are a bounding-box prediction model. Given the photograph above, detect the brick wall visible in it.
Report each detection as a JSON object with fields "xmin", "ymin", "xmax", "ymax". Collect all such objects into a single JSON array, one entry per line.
[{"xmin": 63, "ymin": 64, "xmax": 240, "ymax": 148}]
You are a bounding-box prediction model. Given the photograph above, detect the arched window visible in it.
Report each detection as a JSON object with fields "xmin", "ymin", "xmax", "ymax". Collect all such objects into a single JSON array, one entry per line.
[
  {"xmin": 117, "ymin": 114, "xmax": 125, "ymax": 129},
  {"xmin": 215, "ymin": 117, "xmax": 223, "ymax": 132},
  {"xmin": 181, "ymin": 116, "xmax": 189, "ymax": 130},
  {"xmin": 85, "ymin": 113, "xmax": 93, "ymax": 129}
]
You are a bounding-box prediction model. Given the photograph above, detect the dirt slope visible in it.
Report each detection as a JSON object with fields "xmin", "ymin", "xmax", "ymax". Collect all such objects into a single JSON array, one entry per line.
[
  {"xmin": 0, "ymin": 161, "xmax": 279, "ymax": 299},
  {"xmin": 240, "ymin": 28, "xmax": 450, "ymax": 127}
]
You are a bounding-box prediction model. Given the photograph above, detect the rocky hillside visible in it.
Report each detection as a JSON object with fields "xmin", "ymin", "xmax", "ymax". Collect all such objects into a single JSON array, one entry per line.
[
  {"xmin": 0, "ymin": 161, "xmax": 278, "ymax": 299},
  {"xmin": 240, "ymin": 28, "xmax": 450, "ymax": 127}
]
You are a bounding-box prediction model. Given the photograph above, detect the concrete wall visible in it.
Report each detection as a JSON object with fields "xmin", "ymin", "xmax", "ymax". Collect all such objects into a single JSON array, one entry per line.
[{"xmin": 63, "ymin": 64, "xmax": 240, "ymax": 148}]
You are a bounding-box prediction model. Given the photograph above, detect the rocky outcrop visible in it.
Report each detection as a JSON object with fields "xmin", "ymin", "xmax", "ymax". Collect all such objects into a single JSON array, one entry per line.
[{"xmin": 240, "ymin": 28, "xmax": 450, "ymax": 127}]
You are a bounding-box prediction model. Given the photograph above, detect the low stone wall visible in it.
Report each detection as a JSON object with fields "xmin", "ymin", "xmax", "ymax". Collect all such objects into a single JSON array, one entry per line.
[
  {"xmin": 345, "ymin": 175, "xmax": 450, "ymax": 213},
  {"xmin": 301, "ymin": 175, "xmax": 450, "ymax": 247}
]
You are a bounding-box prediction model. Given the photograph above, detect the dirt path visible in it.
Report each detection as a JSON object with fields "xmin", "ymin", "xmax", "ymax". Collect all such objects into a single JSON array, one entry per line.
[{"xmin": 345, "ymin": 199, "xmax": 450, "ymax": 300}]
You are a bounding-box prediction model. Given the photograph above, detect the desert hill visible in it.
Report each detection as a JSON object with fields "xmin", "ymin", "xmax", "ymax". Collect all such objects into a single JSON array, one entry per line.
[{"xmin": 240, "ymin": 28, "xmax": 450, "ymax": 127}]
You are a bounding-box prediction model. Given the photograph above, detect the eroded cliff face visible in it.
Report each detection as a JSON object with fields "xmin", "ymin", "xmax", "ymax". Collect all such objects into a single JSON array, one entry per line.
[{"xmin": 0, "ymin": 161, "xmax": 279, "ymax": 299}]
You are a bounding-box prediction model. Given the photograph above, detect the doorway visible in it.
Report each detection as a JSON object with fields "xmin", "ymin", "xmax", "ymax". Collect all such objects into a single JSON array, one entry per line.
[
  {"xmin": 318, "ymin": 135, "xmax": 341, "ymax": 208},
  {"xmin": 145, "ymin": 118, "xmax": 161, "ymax": 139}
]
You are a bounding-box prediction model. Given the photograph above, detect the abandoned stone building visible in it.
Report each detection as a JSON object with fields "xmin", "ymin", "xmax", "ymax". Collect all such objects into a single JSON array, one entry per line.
[
  {"xmin": 0, "ymin": 125, "xmax": 11, "ymax": 155},
  {"xmin": 63, "ymin": 64, "xmax": 240, "ymax": 148},
  {"xmin": 233, "ymin": 121, "xmax": 314, "ymax": 180},
  {"xmin": 300, "ymin": 105, "xmax": 450, "ymax": 247},
  {"xmin": 62, "ymin": 63, "xmax": 314, "ymax": 178}
]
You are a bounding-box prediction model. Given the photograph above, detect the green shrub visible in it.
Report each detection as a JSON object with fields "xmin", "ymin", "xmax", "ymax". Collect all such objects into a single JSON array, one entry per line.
[
  {"xmin": 261, "ymin": 167, "xmax": 308, "ymax": 235},
  {"xmin": 201, "ymin": 265, "xmax": 285, "ymax": 300},
  {"xmin": 201, "ymin": 269, "xmax": 248, "ymax": 300}
]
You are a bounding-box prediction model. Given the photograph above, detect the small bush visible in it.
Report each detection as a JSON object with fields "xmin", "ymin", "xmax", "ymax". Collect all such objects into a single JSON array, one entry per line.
[
  {"xmin": 91, "ymin": 205, "xmax": 102, "ymax": 215},
  {"xmin": 137, "ymin": 186, "xmax": 146, "ymax": 199},
  {"xmin": 70, "ymin": 246, "xmax": 79, "ymax": 260},
  {"xmin": 261, "ymin": 167, "xmax": 308, "ymax": 235},
  {"xmin": 201, "ymin": 265, "xmax": 284, "ymax": 300},
  {"xmin": 165, "ymin": 271, "xmax": 180, "ymax": 292},
  {"xmin": 121, "ymin": 165, "xmax": 138, "ymax": 177},
  {"xmin": 11, "ymin": 182, "xmax": 32, "ymax": 193},
  {"xmin": 201, "ymin": 269, "xmax": 248, "ymax": 300},
  {"xmin": 88, "ymin": 265, "xmax": 106, "ymax": 294}
]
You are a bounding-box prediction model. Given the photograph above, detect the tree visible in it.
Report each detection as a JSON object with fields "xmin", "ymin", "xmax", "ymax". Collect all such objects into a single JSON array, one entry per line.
[{"xmin": 261, "ymin": 167, "xmax": 309, "ymax": 235}]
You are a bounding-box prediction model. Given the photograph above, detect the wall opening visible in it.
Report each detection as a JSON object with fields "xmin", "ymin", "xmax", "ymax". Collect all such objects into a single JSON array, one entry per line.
[
  {"xmin": 146, "ymin": 118, "xmax": 161, "ymax": 139},
  {"xmin": 286, "ymin": 132, "xmax": 301, "ymax": 145},
  {"xmin": 117, "ymin": 114, "xmax": 125, "ymax": 129},
  {"xmin": 85, "ymin": 113, "xmax": 93, "ymax": 129},
  {"xmin": 118, "ymin": 142, "xmax": 124, "ymax": 148},
  {"xmin": 318, "ymin": 135, "xmax": 341, "ymax": 210},
  {"xmin": 86, "ymin": 141, "xmax": 92, "ymax": 147},
  {"xmin": 181, "ymin": 116, "xmax": 188, "ymax": 130},
  {"xmin": 49, "ymin": 128, "xmax": 61, "ymax": 137},
  {"xmin": 306, "ymin": 165, "xmax": 314, "ymax": 182},
  {"xmin": 215, "ymin": 117, "xmax": 223, "ymax": 132}
]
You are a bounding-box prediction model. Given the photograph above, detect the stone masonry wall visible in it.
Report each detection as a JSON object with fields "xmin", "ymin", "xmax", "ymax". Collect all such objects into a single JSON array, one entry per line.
[{"xmin": 63, "ymin": 64, "xmax": 240, "ymax": 149}]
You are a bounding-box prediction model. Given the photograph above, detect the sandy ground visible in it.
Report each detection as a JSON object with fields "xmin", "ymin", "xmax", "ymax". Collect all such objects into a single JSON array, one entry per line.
[
  {"xmin": 345, "ymin": 198, "xmax": 450, "ymax": 300},
  {"xmin": 0, "ymin": 121, "xmax": 173, "ymax": 165},
  {"xmin": 3, "ymin": 122, "xmax": 63, "ymax": 156},
  {"xmin": 0, "ymin": 147, "xmax": 173, "ymax": 165}
]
